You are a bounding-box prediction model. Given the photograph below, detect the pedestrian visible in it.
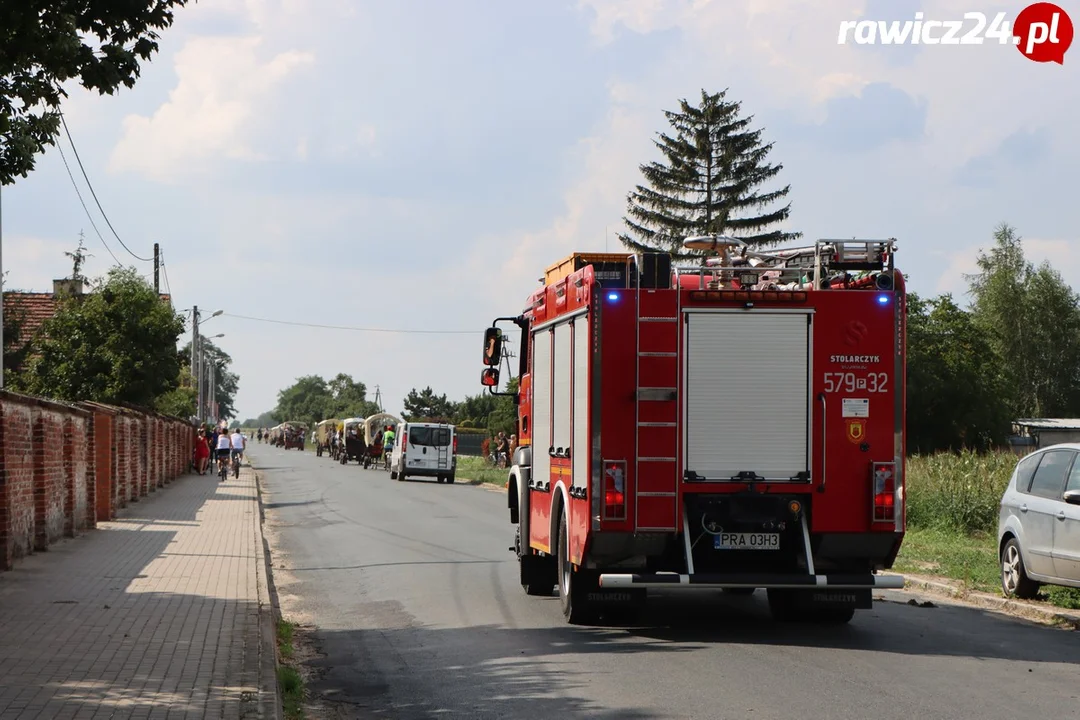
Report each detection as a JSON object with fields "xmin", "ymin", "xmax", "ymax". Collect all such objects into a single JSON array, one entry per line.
[{"xmin": 194, "ymin": 429, "xmax": 211, "ymax": 475}]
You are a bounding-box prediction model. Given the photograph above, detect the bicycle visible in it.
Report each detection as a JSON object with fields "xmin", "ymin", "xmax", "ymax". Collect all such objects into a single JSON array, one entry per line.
[
  {"xmin": 218, "ymin": 453, "xmax": 229, "ymax": 481},
  {"xmin": 231, "ymin": 450, "xmax": 242, "ymax": 478}
]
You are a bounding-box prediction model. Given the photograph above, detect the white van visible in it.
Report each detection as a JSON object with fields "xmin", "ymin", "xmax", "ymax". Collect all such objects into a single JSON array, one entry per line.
[{"xmin": 389, "ymin": 422, "xmax": 457, "ymax": 483}]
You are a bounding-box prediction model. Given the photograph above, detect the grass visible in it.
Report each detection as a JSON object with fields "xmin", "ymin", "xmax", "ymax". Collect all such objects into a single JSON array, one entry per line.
[
  {"xmin": 456, "ymin": 455, "xmax": 508, "ymax": 486},
  {"xmin": 276, "ymin": 618, "xmax": 304, "ymax": 719},
  {"xmin": 898, "ymin": 450, "xmax": 1080, "ymax": 610}
]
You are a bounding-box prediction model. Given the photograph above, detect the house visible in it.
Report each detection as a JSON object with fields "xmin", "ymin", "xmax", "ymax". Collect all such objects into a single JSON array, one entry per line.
[
  {"xmin": 3, "ymin": 278, "xmax": 172, "ymax": 373},
  {"xmin": 1008, "ymin": 419, "xmax": 1080, "ymax": 454}
]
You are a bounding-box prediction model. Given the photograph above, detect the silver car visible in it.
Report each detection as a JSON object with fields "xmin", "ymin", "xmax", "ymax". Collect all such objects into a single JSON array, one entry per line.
[{"xmin": 998, "ymin": 443, "xmax": 1080, "ymax": 598}]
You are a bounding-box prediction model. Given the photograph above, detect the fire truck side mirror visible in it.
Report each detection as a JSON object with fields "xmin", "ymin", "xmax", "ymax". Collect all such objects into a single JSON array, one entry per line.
[
  {"xmin": 481, "ymin": 367, "xmax": 500, "ymax": 388},
  {"xmin": 483, "ymin": 327, "xmax": 503, "ymax": 366}
]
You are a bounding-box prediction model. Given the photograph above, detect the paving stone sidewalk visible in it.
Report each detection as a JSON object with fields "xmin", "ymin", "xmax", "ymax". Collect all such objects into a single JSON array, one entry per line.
[{"xmin": 0, "ymin": 464, "xmax": 279, "ymax": 719}]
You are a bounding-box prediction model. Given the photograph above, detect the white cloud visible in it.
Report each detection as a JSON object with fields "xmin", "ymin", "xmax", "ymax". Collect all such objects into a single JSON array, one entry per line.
[
  {"xmin": 108, "ymin": 36, "xmax": 314, "ymax": 182},
  {"xmin": 2, "ymin": 236, "xmax": 78, "ymax": 293}
]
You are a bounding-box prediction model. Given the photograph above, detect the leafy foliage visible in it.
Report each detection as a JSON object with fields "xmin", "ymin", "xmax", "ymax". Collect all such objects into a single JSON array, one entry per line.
[
  {"xmin": 905, "ymin": 292, "xmax": 1011, "ymax": 453},
  {"xmin": 202, "ymin": 339, "xmax": 239, "ymax": 420},
  {"xmin": 966, "ymin": 223, "xmax": 1080, "ymax": 418},
  {"xmin": 619, "ymin": 88, "xmax": 800, "ymax": 259},
  {"xmin": 16, "ymin": 267, "xmax": 185, "ymax": 406},
  {"xmin": 241, "ymin": 410, "xmax": 280, "ymax": 428},
  {"xmin": 402, "ymin": 386, "xmax": 456, "ymax": 422},
  {"xmin": 273, "ymin": 373, "xmax": 381, "ymax": 428},
  {"xmin": 325, "ymin": 373, "xmax": 381, "ymax": 419},
  {"xmin": 905, "ymin": 222, "xmax": 1080, "ymax": 452},
  {"xmin": 154, "ymin": 366, "xmax": 196, "ymax": 419},
  {"xmin": 0, "ymin": 0, "xmax": 191, "ymax": 185}
]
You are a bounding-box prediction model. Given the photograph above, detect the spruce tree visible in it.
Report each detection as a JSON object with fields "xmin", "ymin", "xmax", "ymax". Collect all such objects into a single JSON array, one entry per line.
[{"xmin": 619, "ymin": 89, "xmax": 800, "ymax": 259}]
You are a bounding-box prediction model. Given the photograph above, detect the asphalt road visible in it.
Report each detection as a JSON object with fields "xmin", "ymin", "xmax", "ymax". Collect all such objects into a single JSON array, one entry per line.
[{"xmin": 251, "ymin": 444, "xmax": 1080, "ymax": 720}]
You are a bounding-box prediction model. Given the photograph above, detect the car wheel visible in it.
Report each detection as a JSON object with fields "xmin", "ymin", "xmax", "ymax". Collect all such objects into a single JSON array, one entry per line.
[{"xmin": 1001, "ymin": 537, "xmax": 1040, "ymax": 600}]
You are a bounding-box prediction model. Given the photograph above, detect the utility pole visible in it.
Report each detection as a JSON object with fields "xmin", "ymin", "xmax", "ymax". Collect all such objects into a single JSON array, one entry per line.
[
  {"xmin": 153, "ymin": 243, "xmax": 160, "ymax": 294},
  {"xmin": 209, "ymin": 363, "xmax": 216, "ymax": 423},
  {"xmin": 192, "ymin": 306, "xmax": 200, "ymax": 420}
]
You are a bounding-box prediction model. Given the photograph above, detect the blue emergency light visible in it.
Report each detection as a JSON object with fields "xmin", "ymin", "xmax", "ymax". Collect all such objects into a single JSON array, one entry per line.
[
  {"xmin": 607, "ymin": 292, "xmax": 619, "ymax": 302},
  {"xmin": 877, "ymin": 294, "xmax": 890, "ymax": 305}
]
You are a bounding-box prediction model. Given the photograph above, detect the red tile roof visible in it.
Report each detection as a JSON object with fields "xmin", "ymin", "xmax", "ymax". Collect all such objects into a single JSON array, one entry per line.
[{"xmin": 3, "ymin": 293, "xmax": 58, "ymax": 348}]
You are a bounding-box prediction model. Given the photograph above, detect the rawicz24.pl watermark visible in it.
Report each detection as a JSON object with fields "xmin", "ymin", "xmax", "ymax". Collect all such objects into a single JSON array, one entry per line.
[{"xmin": 837, "ymin": 2, "xmax": 1074, "ymax": 63}]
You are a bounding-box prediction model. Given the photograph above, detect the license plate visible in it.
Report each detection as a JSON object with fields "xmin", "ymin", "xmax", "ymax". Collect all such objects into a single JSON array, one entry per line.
[{"xmin": 714, "ymin": 532, "xmax": 780, "ymax": 550}]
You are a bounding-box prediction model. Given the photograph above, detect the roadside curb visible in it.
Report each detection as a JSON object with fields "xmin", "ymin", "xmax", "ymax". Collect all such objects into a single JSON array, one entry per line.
[
  {"xmin": 252, "ymin": 465, "xmax": 286, "ymax": 720},
  {"xmin": 460, "ymin": 477, "xmax": 505, "ymax": 493},
  {"xmin": 883, "ymin": 571, "xmax": 1080, "ymax": 630}
]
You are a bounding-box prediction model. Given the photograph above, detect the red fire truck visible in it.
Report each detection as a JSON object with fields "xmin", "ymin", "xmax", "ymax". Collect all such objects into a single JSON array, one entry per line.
[{"xmin": 480, "ymin": 236, "xmax": 907, "ymax": 624}]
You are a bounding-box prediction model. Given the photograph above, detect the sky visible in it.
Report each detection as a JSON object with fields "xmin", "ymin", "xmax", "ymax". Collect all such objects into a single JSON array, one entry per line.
[{"xmin": 3, "ymin": 0, "xmax": 1078, "ymax": 420}]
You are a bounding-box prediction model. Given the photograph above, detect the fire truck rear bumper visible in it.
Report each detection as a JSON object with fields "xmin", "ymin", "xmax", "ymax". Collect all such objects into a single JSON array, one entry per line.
[{"xmin": 598, "ymin": 572, "xmax": 906, "ymax": 590}]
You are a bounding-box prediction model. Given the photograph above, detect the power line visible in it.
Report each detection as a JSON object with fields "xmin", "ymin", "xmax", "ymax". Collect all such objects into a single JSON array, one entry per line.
[
  {"xmin": 55, "ymin": 140, "xmax": 122, "ymax": 267},
  {"xmin": 221, "ymin": 312, "xmax": 481, "ymax": 334},
  {"xmin": 58, "ymin": 112, "xmax": 153, "ymax": 263}
]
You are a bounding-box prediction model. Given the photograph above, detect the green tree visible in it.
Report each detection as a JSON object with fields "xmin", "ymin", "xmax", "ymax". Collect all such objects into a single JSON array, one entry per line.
[
  {"xmin": 455, "ymin": 392, "xmax": 501, "ymax": 429},
  {"xmin": 154, "ymin": 366, "xmax": 197, "ymax": 419},
  {"xmin": 905, "ymin": 292, "xmax": 1011, "ymax": 453},
  {"xmin": 242, "ymin": 410, "xmax": 280, "ymax": 428},
  {"xmin": 19, "ymin": 266, "xmax": 185, "ymax": 406},
  {"xmin": 619, "ymin": 89, "xmax": 799, "ymax": 259},
  {"xmin": 402, "ymin": 386, "xmax": 456, "ymax": 422},
  {"xmin": 326, "ymin": 373, "xmax": 380, "ymax": 418},
  {"xmin": 966, "ymin": 223, "xmax": 1080, "ymax": 418},
  {"xmin": 274, "ymin": 375, "xmax": 333, "ymax": 428},
  {"xmin": 203, "ymin": 339, "xmax": 239, "ymax": 420},
  {"xmin": 1, "ymin": 0, "xmax": 192, "ymax": 185},
  {"xmin": 486, "ymin": 376, "xmax": 519, "ymax": 436},
  {"xmin": 177, "ymin": 338, "xmax": 239, "ymax": 419}
]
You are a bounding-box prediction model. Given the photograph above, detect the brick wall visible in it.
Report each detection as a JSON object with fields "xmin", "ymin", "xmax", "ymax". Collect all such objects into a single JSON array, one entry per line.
[{"xmin": 0, "ymin": 391, "xmax": 195, "ymax": 571}]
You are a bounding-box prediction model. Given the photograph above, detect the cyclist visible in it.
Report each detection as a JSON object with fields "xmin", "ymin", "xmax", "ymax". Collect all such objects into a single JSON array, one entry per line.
[
  {"xmin": 230, "ymin": 427, "xmax": 247, "ymax": 472},
  {"xmin": 215, "ymin": 430, "xmax": 232, "ymax": 479},
  {"xmin": 381, "ymin": 425, "xmax": 396, "ymax": 468}
]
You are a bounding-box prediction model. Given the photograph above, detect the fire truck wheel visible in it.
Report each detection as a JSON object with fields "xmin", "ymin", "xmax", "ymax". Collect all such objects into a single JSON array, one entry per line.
[{"xmin": 558, "ymin": 511, "xmax": 597, "ymax": 624}]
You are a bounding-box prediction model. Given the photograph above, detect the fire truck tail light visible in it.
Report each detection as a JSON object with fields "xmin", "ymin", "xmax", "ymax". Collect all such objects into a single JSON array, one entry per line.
[
  {"xmin": 872, "ymin": 462, "xmax": 897, "ymax": 523},
  {"xmin": 603, "ymin": 461, "xmax": 626, "ymax": 521}
]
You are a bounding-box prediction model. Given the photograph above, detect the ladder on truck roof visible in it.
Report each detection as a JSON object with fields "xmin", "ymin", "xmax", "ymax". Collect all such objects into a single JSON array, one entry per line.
[{"xmin": 633, "ymin": 254, "xmax": 679, "ymax": 532}]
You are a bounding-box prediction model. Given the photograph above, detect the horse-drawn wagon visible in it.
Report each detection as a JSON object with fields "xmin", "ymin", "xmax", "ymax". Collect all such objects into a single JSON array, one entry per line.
[
  {"xmin": 337, "ymin": 417, "xmax": 366, "ymax": 464},
  {"xmin": 360, "ymin": 413, "xmax": 400, "ymax": 469},
  {"xmin": 315, "ymin": 419, "xmax": 338, "ymax": 457}
]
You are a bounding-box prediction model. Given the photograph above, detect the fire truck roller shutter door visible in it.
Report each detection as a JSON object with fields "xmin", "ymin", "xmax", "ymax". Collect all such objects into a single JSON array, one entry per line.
[
  {"xmin": 683, "ymin": 310, "xmax": 812, "ymax": 482},
  {"xmin": 530, "ymin": 328, "xmax": 552, "ymax": 551},
  {"xmin": 572, "ymin": 318, "xmax": 590, "ymax": 491},
  {"xmin": 553, "ymin": 323, "xmax": 572, "ymax": 457}
]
